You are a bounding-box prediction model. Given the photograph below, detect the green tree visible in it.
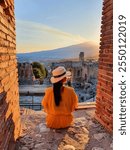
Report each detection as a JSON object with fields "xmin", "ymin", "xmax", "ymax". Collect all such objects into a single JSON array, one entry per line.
[
  {"xmin": 32, "ymin": 62, "xmax": 47, "ymax": 79},
  {"xmin": 33, "ymin": 68, "xmax": 42, "ymax": 79}
]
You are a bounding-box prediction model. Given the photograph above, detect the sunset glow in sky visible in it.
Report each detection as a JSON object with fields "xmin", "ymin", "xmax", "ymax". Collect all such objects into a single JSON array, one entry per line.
[{"xmin": 15, "ymin": 0, "xmax": 102, "ymax": 53}]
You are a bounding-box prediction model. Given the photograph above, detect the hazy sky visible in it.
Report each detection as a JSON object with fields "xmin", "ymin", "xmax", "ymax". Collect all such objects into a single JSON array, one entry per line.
[{"xmin": 15, "ymin": 0, "xmax": 102, "ymax": 53}]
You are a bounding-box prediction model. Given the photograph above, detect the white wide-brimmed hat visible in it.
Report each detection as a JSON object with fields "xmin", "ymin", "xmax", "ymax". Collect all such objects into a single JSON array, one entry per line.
[{"xmin": 51, "ymin": 66, "xmax": 70, "ymax": 83}]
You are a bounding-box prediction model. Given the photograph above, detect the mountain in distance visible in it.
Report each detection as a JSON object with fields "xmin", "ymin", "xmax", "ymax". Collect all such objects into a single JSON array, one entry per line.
[{"xmin": 17, "ymin": 42, "xmax": 99, "ymax": 62}]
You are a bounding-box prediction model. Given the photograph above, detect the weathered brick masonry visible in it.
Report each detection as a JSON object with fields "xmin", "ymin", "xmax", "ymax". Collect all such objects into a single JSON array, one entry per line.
[
  {"xmin": 95, "ymin": 0, "xmax": 113, "ymax": 132},
  {"xmin": 0, "ymin": 0, "xmax": 21, "ymax": 149}
]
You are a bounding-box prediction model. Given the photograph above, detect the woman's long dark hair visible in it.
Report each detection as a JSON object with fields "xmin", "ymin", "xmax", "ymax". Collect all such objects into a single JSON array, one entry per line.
[{"xmin": 53, "ymin": 80, "xmax": 63, "ymax": 106}]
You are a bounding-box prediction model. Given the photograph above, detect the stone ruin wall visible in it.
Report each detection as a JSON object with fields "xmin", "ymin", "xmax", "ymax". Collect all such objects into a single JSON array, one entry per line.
[
  {"xmin": 51, "ymin": 60, "xmax": 98, "ymax": 84},
  {"xmin": 18, "ymin": 62, "xmax": 35, "ymax": 85},
  {"xmin": 95, "ymin": 0, "xmax": 113, "ymax": 132},
  {"xmin": 0, "ymin": 0, "xmax": 21, "ymax": 149},
  {"xmin": 83, "ymin": 62, "xmax": 98, "ymax": 82}
]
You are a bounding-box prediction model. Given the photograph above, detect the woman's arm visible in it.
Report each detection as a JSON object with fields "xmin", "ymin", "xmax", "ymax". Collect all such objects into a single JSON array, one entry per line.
[
  {"xmin": 41, "ymin": 89, "xmax": 48, "ymax": 113},
  {"xmin": 71, "ymin": 89, "xmax": 78, "ymax": 111}
]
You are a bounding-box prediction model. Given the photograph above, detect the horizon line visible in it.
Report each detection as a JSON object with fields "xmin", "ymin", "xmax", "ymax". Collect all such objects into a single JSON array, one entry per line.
[{"xmin": 17, "ymin": 40, "xmax": 99, "ymax": 54}]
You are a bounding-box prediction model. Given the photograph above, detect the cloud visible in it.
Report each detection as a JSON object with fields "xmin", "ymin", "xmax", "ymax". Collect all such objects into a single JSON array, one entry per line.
[
  {"xmin": 16, "ymin": 20, "xmax": 87, "ymax": 41},
  {"xmin": 16, "ymin": 20, "xmax": 88, "ymax": 53}
]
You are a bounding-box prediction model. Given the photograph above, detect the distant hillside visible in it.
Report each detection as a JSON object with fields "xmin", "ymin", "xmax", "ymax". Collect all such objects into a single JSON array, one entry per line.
[{"xmin": 17, "ymin": 42, "xmax": 99, "ymax": 62}]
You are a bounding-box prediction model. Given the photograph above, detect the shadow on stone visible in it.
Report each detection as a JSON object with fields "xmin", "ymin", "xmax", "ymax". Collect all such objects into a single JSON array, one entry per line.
[{"xmin": 0, "ymin": 92, "xmax": 17, "ymax": 150}]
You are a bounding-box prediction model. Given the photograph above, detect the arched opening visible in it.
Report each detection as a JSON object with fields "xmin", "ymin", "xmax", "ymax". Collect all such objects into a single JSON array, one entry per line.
[{"xmin": 15, "ymin": 0, "xmax": 102, "ymax": 108}]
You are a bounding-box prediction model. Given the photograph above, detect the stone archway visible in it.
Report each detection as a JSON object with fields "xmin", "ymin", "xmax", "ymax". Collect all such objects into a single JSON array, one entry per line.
[{"xmin": 0, "ymin": 0, "xmax": 113, "ymax": 149}]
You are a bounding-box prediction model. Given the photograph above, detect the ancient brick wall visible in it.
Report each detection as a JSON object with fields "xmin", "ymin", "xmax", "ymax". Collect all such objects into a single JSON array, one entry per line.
[
  {"xmin": 0, "ymin": 0, "xmax": 21, "ymax": 149},
  {"xmin": 95, "ymin": 0, "xmax": 113, "ymax": 132}
]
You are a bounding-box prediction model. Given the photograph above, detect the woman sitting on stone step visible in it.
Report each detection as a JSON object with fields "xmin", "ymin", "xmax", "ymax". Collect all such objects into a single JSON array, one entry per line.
[{"xmin": 41, "ymin": 66, "xmax": 78, "ymax": 129}]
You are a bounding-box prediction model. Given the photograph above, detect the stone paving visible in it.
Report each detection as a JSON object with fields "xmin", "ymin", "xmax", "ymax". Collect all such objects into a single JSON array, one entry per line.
[{"xmin": 15, "ymin": 108, "xmax": 112, "ymax": 150}]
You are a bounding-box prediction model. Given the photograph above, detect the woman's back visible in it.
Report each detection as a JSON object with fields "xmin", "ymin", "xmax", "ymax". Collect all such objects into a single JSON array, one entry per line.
[
  {"xmin": 42, "ymin": 85, "xmax": 78, "ymax": 128},
  {"xmin": 41, "ymin": 66, "xmax": 78, "ymax": 129},
  {"xmin": 42, "ymin": 85, "xmax": 78, "ymax": 115}
]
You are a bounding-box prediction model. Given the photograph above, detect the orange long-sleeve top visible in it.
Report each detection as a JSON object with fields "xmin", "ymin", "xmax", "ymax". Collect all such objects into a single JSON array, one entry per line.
[{"xmin": 41, "ymin": 85, "xmax": 78, "ymax": 129}]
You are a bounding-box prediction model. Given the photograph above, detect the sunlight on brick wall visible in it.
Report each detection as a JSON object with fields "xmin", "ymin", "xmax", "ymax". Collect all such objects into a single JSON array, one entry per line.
[{"xmin": 0, "ymin": 0, "xmax": 21, "ymax": 149}]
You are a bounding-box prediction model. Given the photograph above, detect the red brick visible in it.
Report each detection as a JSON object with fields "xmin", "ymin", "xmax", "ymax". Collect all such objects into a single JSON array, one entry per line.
[
  {"xmin": 0, "ymin": 0, "xmax": 21, "ymax": 149},
  {"xmin": 95, "ymin": 0, "xmax": 113, "ymax": 133},
  {"xmin": 0, "ymin": 61, "xmax": 8, "ymax": 69},
  {"xmin": 0, "ymin": 5, "xmax": 3, "ymax": 13}
]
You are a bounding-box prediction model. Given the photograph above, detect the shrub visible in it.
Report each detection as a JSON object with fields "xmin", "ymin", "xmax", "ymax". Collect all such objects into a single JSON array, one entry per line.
[{"xmin": 32, "ymin": 62, "xmax": 47, "ymax": 79}]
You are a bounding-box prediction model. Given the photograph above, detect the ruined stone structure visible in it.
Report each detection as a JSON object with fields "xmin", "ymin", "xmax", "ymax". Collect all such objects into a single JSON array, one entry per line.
[
  {"xmin": 18, "ymin": 62, "xmax": 35, "ymax": 85},
  {"xmin": 0, "ymin": 0, "xmax": 21, "ymax": 149},
  {"xmin": 51, "ymin": 52, "xmax": 98, "ymax": 84},
  {"xmin": 95, "ymin": 0, "xmax": 113, "ymax": 132},
  {"xmin": 79, "ymin": 51, "xmax": 84, "ymax": 62}
]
